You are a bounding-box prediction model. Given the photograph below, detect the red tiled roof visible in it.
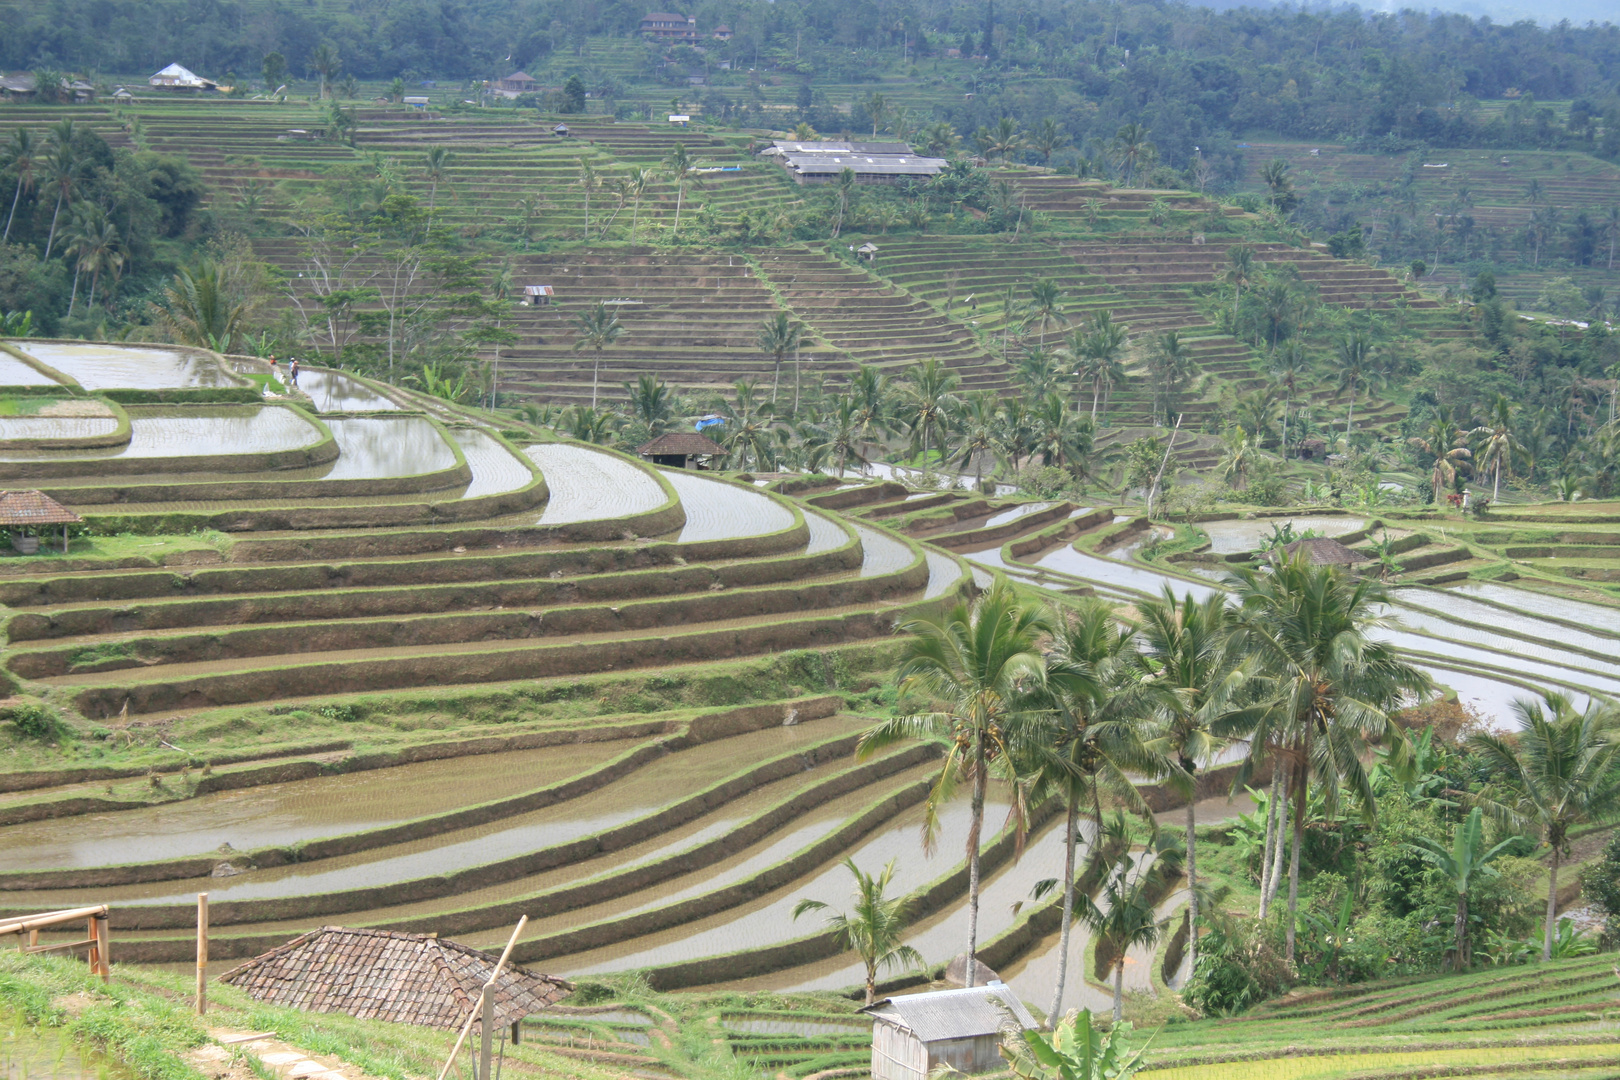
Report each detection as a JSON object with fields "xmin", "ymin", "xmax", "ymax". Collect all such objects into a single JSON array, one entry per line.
[
  {"xmin": 638, "ymin": 432, "xmax": 724, "ymax": 457},
  {"xmin": 0, "ymin": 490, "xmax": 81, "ymax": 526},
  {"xmin": 218, "ymin": 926, "xmax": 571, "ymax": 1030}
]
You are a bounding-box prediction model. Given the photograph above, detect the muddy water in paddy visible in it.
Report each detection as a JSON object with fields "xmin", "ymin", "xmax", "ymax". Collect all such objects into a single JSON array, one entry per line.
[
  {"xmin": 449, "ymin": 428, "xmax": 533, "ymax": 497},
  {"xmin": 1406, "ymin": 587, "xmax": 1620, "ymax": 653},
  {"xmin": 923, "ymin": 549, "xmax": 966, "ymax": 599},
  {"xmin": 1199, "ymin": 516, "xmax": 1366, "ymax": 554},
  {"xmin": 0, "ymin": 407, "xmax": 322, "ymax": 461},
  {"xmin": 851, "ymin": 524, "xmax": 914, "ymax": 577},
  {"xmin": 295, "ymin": 367, "xmax": 400, "ymax": 412},
  {"xmin": 212, "ymin": 746, "xmax": 910, "ymax": 940},
  {"xmin": 524, "ymin": 444, "xmax": 667, "ymax": 525},
  {"xmin": 660, "ymin": 469, "xmax": 795, "ymax": 541},
  {"xmin": 0, "ymin": 737, "xmax": 643, "ymax": 872},
  {"xmin": 320, "ymin": 416, "xmax": 456, "ymax": 478},
  {"xmin": 29, "ymin": 717, "xmax": 866, "ymax": 908},
  {"xmin": 802, "ymin": 508, "xmax": 850, "ymax": 554},
  {"xmin": 456, "ymin": 760, "xmax": 941, "ymax": 950},
  {"xmin": 547, "ymin": 790, "xmax": 1017, "ymax": 976},
  {"xmin": 0, "ymin": 417, "xmax": 118, "ymax": 439},
  {"xmin": 10, "ymin": 343, "xmax": 239, "ymax": 389}
]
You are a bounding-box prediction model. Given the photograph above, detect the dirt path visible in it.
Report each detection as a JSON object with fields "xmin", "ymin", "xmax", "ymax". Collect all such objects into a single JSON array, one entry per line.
[{"xmin": 190, "ymin": 1029, "xmax": 387, "ymax": 1080}]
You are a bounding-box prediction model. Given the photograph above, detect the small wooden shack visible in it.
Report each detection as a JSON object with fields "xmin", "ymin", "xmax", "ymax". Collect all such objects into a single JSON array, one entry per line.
[
  {"xmin": 638, "ymin": 431, "xmax": 724, "ymax": 469},
  {"xmin": 0, "ymin": 490, "xmax": 80, "ymax": 554},
  {"xmin": 219, "ymin": 926, "xmax": 571, "ymax": 1036},
  {"xmin": 863, "ymin": 983, "xmax": 1037, "ymax": 1080},
  {"xmin": 1277, "ymin": 536, "xmax": 1371, "ymax": 567}
]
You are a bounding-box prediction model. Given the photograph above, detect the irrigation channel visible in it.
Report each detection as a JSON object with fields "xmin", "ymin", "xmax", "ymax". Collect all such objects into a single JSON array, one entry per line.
[{"xmin": 0, "ymin": 341, "xmax": 1614, "ymax": 1003}]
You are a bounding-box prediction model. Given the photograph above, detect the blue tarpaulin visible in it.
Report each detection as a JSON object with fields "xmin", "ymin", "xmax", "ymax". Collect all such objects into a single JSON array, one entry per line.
[{"xmin": 695, "ymin": 415, "xmax": 725, "ymax": 430}]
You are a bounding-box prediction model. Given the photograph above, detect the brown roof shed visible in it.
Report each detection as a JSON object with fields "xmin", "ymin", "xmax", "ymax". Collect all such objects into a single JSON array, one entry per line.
[
  {"xmin": 218, "ymin": 926, "xmax": 570, "ymax": 1030},
  {"xmin": 638, "ymin": 432, "xmax": 725, "ymax": 458},
  {"xmin": 0, "ymin": 490, "xmax": 81, "ymax": 527},
  {"xmin": 1279, "ymin": 536, "xmax": 1370, "ymax": 566}
]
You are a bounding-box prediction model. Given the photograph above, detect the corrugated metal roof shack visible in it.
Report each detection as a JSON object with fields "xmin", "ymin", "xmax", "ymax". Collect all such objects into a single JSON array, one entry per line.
[{"xmin": 862, "ymin": 983, "xmax": 1037, "ymax": 1080}]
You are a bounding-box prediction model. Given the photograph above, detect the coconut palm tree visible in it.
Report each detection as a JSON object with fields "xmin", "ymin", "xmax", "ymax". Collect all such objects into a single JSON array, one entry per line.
[
  {"xmin": 1136, "ymin": 587, "xmax": 1260, "ymax": 975},
  {"xmin": 576, "ymin": 158, "xmax": 599, "ymax": 243},
  {"xmin": 567, "ymin": 405, "xmax": 617, "ymax": 444},
  {"xmin": 1030, "ymin": 117, "xmax": 1070, "ymax": 166},
  {"xmin": 1073, "ymin": 313, "xmax": 1128, "ymax": 423},
  {"xmin": 953, "ymin": 391, "xmax": 1000, "ymax": 491},
  {"xmin": 158, "ymin": 261, "xmax": 255, "ymax": 350},
  {"xmin": 423, "ymin": 146, "xmax": 454, "ymax": 216},
  {"xmin": 812, "ymin": 396, "xmax": 868, "ymax": 477},
  {"xmin": 1336, "ymin": 331, "xmax": 1378, "ymax": 435},
  {"xmin": 1409, "ymin": 406, "xmax": 1473, "ymax": 503},
  {"xmin": 664, "ymin": 143, "xmax": 696, "ymax": 236},
  {"xmin": 1223, "ymin": 246, "xmax": 1258, "ymax": 325},
  {"xmin": 1023, "ymin": 598, "xmax": 1159, "ymax": 1023},
  {"xmin": 977, "ymin": 117, "xmax": 1024, "ymax": 161},
  {"xmin": 41, "ymin": 142, "xmax": 76, "ymax": 261},
  {"xmin": 721, "ymin": 379, "xmax": 775, "ymax": 470},
  {"xmin": 1469, "ymin": 691, "xmax": 1620, "ymax": 961},
  {"xmin": 1226, "ymin": 553, "xmax": 1432, "ymax": 962},
  {"xmin": 309, "ymin": 43, "xmax": 341, "ymax": 100},
  {"xmin": 572, "ymin": 300, "xmax": 624, "ymax": 410},
  {"xmin": 3, "ymin": 127, "xmax": 37, "ymax": 243},
  {"xmin": 623, "ymin": 373, "xmax": 675, "ymax": 437},
  {"xmin": 857, "ymin": 580, "xmax": 1050, "ymax": 988},
  {"xmin": 1109, "ymin": 123, "xmax": 1154, "ymax": 186},
  {"xmin": 847, "ymin": 364, "xmax": 895, "ymax": 467},
  {"xmin": 830, "ymin": 167, "xmax": 858, "ymax": 238},
  {"xmin": 899, "ymin": 357, "xmax": 961, "ymax": 469},
  {"xmin": 1472, "ymin": 393, "xmax": 1524, "ymax": 502},
  {"xmin": 1147, "ymin": 330, "xmax": 1193, "ymax": 425},
  {"xmin": 758, "ymin": 310, "xmax": 805, "ymax": 409},
  {"xmin": 793, "ymin": 858, "xmax": 925, "ymax": 1005},
  {"xmin": 626, "ymin": 167, "xmax": 656, "ymax": 245},
  {"xmin": 1079, "ymin": 826, "xmax": 1184, "ymax": 1022},
  {"xmin": 1270, "ymin": 343, "xmax": 1312, "ymax": 458},
  {"xmin": 1027, "ymin": 278, "xmax": 1065, "ymax": 349},
  {"xmin": 1408, "ymin": 807, "xmax": 1518, "ymax": 970}
]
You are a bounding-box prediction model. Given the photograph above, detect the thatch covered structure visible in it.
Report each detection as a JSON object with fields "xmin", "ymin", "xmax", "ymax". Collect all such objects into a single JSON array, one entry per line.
[
  {"xmin": 219, "ymin": 927, "xmax": 570, "ymax": 1032},
  {"xmin": 0, "ymin": 490, "xmax": 80, "ymax": 553},
  {"xmin": 1278, "ymin": 536, "xmax": 1371, "ymax": 566},
  {"xmin": 638, "ymin": 431, "xmax": 725, "ymax": 469}
]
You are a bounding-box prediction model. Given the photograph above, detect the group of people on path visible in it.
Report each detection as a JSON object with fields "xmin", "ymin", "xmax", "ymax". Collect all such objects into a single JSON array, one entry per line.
[{"xmin": 267, "ymin": 356, "xmax": 301, "ymax": 388}]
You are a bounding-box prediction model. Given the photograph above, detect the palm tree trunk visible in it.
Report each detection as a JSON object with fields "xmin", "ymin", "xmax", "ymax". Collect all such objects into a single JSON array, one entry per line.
[
  {"xmin": 793, "ymin": 345, "xmax": 802, "ymax": 416},
  {"xmin": 67, "ymin": 266, "xmax": 79, "ymax": 317},
  {"xmin": 1345, "ymin": 392, "xmax": 1355, "ymax": 435},
  {"xmin": 674, "ymin": 181, "xmax": 684, "ymax": 236},
  {"xmin": 1112, "ymin": 964, "xmax": 1124, "ymax": 1023},
  {"xmin": 1494, "ymin": 462, "xmax": 1502, "ymax": 501},
  {"xmin": 1258, "ymin": 765, "xmax": 1281, "ymax": 918},
  {"xmin": 865, "ymin": 963, "xmax": 877, "ymax": 1007},
  {"xmin": 3, "ymin": 182, "xmax": 21, "ymax": 243},
  {"xmin": 1091, "ymin": 385, "xmax": 1100, "ymax": 421},
  {"xmin": 44, "ymin": 187, "xmax": 64, "ymax": 260},
  {"xmin": 1544, "ymin": 847, "xmax": 1560, "ymax": 962},
  {"xmin": 1048, "ymin": 797, "xmax": 1080, "ymax": 1024},
  {"xmin": 591, "ymin": 353, "xmax": 600, "ymax": 410},
  {"xmin": 964, "ymin": 744, "xmax": 988, "ymax": 988},
  {"xmin": 772, "ymin": 357, "xmax": 781, "ymax": 406},
  {"xmin": 1286, "ymin": 746, "xmax": 1307, "ymax": 963},
  {"xmin": 1266, "ymin": 772, "xmax": 1288, "ymax": 911},
  {"xmin": 1185, "ymin": 793, "xmax": 1199, "ymax": 975}
]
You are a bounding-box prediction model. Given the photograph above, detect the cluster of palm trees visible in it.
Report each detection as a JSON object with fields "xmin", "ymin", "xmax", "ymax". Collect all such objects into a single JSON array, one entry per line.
[
  {"xmin": 552, "ymin": 349, "xmax": 1106, "ymax": 490},
  {"xmin": 850, "ymin": 554, "xmax": 1431, "ymax": 1021},
  {"xmin": 1408, "ymin": 394, "xmax": 1527, "ymax": 503},
  {"xmin": 2, "ymin": 120, "xmax": 126, "ymax": 318}
]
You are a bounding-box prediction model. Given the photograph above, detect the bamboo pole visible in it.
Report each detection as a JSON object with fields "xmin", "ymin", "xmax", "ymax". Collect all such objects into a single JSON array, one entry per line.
[
  {"xmin": 93, "ymin": 915, "xmax": 109, "ymax": 983},
  {"xmin": 435, "ymin": 916, "xmax": 527, "ymax": 1080},
  {"xmin": 196, "ymin": 893, "xmax": 208, "ymax": 1015}
]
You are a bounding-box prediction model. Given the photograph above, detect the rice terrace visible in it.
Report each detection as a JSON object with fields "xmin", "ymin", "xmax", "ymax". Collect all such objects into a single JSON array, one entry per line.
[{"xmin": 3, "ymin": 2, "xmax": 1620, "ymax": 1079}]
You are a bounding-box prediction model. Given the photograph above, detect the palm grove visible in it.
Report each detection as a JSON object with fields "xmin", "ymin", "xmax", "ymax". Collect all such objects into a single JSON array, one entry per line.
[{"xmin": 792, "ymin": 562, "xmax": 1620, "ymax": 1024}]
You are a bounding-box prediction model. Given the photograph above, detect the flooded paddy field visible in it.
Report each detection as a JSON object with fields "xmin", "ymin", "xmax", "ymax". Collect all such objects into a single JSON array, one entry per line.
[
  {"xmin": 1199, "ymin": 516, "xmax": 1367, "ymax": 554},
  {"xmin": 9, "ymin": 343, "xmax": 242, "ymax": 389},
  {"xmin": 294, "ymin": 367, "xmax": 401, "ymax": 412},
  {"xmin": 319, "ymin": 416, "xmax": 457, "ymax": 478},
  {"xmin": 525, "ymin": 443, "xmax": 668, "ymax": 524},
  {"xmin": 660, "ymin": 469, "xmax": 795, "ymax": 542},
  {"xmin": 0, "ymin": 406, "xmax": 322, "ymax": 461}
]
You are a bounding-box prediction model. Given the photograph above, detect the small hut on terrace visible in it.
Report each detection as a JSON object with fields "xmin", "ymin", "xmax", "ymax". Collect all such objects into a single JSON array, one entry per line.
[
  {"xmin": 0, "ymin": 490, "xmax": 80, "ymax": 554},
  {"xmin": 1277, "ymin": 536, "xmax": 1371, "ymax": 567},
  {"xmin": 863, "ymin": 984, "xmax": 1036, "ymax": 1080},
  {"xmin": 219, "ymin": 927, "xmax": 570, "ymax": 1038},
  {"xmin": 638, "ymin": 431, "xmax": 724, "ymax": 469}
]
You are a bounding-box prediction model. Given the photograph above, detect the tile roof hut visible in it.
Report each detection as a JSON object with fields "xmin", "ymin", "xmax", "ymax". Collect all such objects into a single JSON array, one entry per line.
[
  {"xmin": 1278, "ymin": 536, "xmax": 1371, "ymax": 567},
  {"xmin": 638, "ymin": 431, "xmax": 725, "ymax": 469},
  {"xmin": 862, "ymin": 984, "xmax": 1037, "ymax": 1080},
  {"xmin": 0, "ymin": 490, "xmax": 80, "ymax": 554},
  {"xmin": 218, "ymin": 927, "xmax": 571, "ymax": 1036}
]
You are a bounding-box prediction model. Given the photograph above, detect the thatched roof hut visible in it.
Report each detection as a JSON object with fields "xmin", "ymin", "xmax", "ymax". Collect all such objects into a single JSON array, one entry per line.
[
  {"xmin": 1278, "ymin": 536, "xmax": 1370, "ymax": 566},
  {"xmin": 638, "ymin": 431, "xmax": 725, "ymax": 469},
  {"xmin": 0, "ymin": 490, "xmax": 81, "ymax": 554},
  {"xmin": 219, "ymin": 927, "xmax": 570, "ymax": 1033}
]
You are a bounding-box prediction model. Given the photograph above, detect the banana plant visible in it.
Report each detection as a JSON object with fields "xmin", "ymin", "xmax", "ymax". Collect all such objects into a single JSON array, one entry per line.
[
  {"xmin": 1000, "ymin": 1007, "xmax": 1151, "ymax": 1080},
  {"xmin": 1407, "ymin": 807, "xmax": 1517, "ymax": 970}
]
